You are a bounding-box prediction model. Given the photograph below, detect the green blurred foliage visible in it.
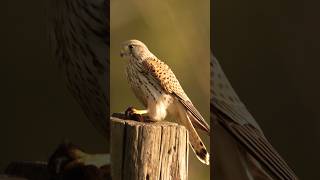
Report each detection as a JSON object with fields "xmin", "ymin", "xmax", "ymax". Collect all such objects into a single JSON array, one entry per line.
[{"xmin": 111, "ymin": 0, "xmax": 210, "ymax": 178}]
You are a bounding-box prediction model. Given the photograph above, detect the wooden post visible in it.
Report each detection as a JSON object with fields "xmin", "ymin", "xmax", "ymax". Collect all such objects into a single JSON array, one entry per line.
[{"xmin": 111, "ymin": 113, "xmax": 189, "ymax": 180}]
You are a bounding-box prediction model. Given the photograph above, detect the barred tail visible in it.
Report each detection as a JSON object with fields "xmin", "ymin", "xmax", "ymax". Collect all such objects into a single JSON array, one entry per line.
[{"xmin": 176, "ymin": 103, "xmax": 210, "ymax": 165}]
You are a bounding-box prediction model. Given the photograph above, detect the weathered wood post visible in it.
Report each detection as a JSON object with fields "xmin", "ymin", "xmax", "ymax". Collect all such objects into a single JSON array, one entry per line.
[{"xmin": 111, "ymin": 113, "xmax": 189, "ymax": 180}]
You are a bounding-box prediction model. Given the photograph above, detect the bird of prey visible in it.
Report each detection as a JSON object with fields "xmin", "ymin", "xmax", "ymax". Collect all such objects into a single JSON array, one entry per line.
[
  {"xmin": 211, "ymin": 55, "xmax": 298, "ymax": 179},
  {"xmin": 48, "ymin": 0, "xmax": 110, "ymax": 140},
  {"xmin": 120, "ymin": 40, "xmax": 210, "ymax": 165},
  {"xmin": 47, "ymin": 0, "xmax": 111, "ymax": 175}
]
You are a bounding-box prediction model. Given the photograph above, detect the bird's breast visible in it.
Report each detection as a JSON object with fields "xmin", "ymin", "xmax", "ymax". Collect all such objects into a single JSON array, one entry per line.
[{"xmin": 126, "ymin": 61, "xmax": 165, "ymax": 108}]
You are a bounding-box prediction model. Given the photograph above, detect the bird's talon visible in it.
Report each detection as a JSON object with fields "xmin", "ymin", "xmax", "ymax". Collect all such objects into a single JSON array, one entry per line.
[
  {"xmin": 125, "ymin": 107, "xmax": 145, "ymax": 122},
  {"xmin": 125, "ymin": 106, "xmax": 134, "ymax": 118}
]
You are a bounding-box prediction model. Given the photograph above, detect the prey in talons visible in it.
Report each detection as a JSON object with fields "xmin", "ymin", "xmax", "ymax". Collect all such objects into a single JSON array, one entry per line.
[{"xmin": 125, "ymin": 106, "xmax": 151, "ymax": 122}]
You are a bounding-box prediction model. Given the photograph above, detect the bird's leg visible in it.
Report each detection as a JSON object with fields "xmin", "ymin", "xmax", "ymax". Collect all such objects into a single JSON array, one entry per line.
[{"xmin": 125, "ymin": 106, "xmax": 148, "ymax": 122}]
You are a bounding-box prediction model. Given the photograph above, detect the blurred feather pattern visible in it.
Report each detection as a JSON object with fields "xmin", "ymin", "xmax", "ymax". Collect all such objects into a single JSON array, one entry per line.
[
  {"xmin": 211, "ymin": 55, "xmax": 298, "ymax": 180},
  {"xmin": 48, "ymin": 0, "xmax": 110, "ymax": 140}
]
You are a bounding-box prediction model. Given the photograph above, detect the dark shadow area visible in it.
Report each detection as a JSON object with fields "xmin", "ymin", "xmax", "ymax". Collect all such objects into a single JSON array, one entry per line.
[
  {"xmin": 0, "ymin": 0, "xmax": 108, "ymax": 172},
  {"xmin": 212, "ymin": 0, "xmax": 320, "ymax": 179}
]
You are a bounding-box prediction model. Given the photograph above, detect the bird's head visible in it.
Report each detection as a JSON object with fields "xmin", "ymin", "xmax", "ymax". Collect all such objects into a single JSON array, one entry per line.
[{"xmin": 120, "ymin": 40, "xmax": 154, "ymax": 61}]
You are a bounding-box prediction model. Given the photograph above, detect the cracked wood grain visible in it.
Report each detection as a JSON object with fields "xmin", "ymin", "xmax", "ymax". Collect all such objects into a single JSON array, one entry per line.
[{"xmin": 111, "ymin": 113, "xmax": 189, "ymax": 180}]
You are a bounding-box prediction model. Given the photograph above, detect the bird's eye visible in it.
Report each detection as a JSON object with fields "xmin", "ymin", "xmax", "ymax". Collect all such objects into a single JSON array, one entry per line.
[{"xmin": 128, "ymin": 45, "xmax": 134, "ymax": 49}]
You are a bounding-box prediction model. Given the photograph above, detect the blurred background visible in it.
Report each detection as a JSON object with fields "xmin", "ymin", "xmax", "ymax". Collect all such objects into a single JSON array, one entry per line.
[
  {"xmin": 0, "ymin": 0, "xmax": 107, "ymax": 173},
  {"xmin": 213, "ymin": 0, "xmax": 320, "ymax": 179},
  {"xmin": 110, "ymin": 0, "xmax": 210, "ymax": 179}
]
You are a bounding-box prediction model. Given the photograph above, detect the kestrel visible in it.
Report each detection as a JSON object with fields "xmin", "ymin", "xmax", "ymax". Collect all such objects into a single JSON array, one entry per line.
[
  {"xmin": 49, "ymin": 0, "xmax": 110, "ymax": 139},
  {"xmin": 211, "ymin": 55, "xmax": 298, "ymax": 179},
  {"xmin": 120, "ymin": 40, "xmax": 210, "ymax": 165},
  {"xmin": 48, "ymin": 0, "xmax": 111, "ymax": 174}
]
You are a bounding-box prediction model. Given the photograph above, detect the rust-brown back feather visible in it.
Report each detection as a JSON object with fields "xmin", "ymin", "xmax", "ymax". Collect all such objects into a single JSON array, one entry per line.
[{"xmin": 142, "ymin": 58, "xmax": 210, "ymax": 133}]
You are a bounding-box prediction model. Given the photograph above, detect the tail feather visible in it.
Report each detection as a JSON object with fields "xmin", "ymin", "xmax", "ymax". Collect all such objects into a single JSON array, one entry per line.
[{"xmin": 176, "ymin": 103, "xmax": 210, "ymax": 165}]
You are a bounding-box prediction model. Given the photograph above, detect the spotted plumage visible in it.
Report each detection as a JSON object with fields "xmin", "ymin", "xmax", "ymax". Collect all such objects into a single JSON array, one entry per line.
[{"xmin": 121, "ymin": 40, "xmax": 210, "ymax": 165}]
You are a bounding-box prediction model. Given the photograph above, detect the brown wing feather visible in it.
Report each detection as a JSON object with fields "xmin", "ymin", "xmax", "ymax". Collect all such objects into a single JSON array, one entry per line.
[
  {"xmin": 142, "ymin": 58, "xmax": 210, "ymax": 133},
  {"xmin": 211, "ymin": 55, "xmax": 298, "ymax": 179},
  {"xmin": 214, "ymin": 108, "xmax": 297, "ymax": 180},
  {"xmin": 175, "ymin": 93, "xmax": 210, "ymax": 133}
]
